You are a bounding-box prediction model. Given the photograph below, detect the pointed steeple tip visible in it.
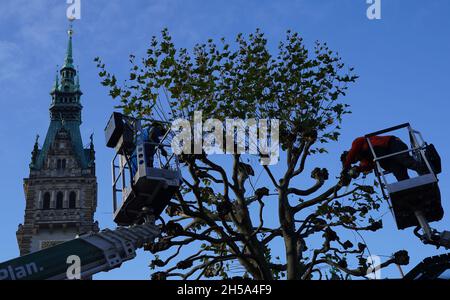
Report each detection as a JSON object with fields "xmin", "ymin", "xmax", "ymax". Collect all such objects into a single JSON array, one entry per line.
[
  {"xmin": 31, "ymin": 134, "xmax": 40, "ymax": 167},
  {"xmin": 52, "ymin": 68, "xmax": 59, "ymax": 91},
  {"xmin": 68, "ymin": 22, "xmax": 74, "ymax": 37},
  {"xmin": 63, "ymin": 22, "xmax": 74, "ymax": 69},
  {"xmin": 89, "ymin": 132, "xmax": 95, "ymax": 149}
]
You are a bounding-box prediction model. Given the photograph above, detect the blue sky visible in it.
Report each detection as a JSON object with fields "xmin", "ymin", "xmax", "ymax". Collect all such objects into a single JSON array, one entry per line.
[{"xmin": 0, "ymin": 0, "xmax": 449, "ymax": 279}]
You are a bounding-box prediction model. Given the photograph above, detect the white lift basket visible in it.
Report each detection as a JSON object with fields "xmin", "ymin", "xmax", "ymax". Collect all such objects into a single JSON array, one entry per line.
[
  {"xmin": 365, "ymin": 123, "xmax": 443, "ymax": 230},
  {"xmin": 105, "ymin": 112, "xmax": 181, "ymax": 226}
]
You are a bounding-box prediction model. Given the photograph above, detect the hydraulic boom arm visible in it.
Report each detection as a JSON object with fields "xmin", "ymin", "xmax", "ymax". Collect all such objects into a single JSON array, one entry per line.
[{"xmin": 0, "ymin": 222, "xmax": 160, "ymax": 280}]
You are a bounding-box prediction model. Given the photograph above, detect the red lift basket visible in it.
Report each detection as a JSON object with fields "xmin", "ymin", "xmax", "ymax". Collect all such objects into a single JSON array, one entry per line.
[{"xmin": 365, "ymin": 123, "xmax": 444, "ymax": 230}]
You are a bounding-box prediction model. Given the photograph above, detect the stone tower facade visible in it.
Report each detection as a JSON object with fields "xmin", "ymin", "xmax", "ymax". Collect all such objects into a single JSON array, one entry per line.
[{"xmin": 16, "ymin": 27, "xmax": 99, "ymax": 256}]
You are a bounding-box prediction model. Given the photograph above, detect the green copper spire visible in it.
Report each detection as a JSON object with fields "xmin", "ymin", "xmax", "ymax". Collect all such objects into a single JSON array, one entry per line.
[
  {"xmin": 63, "ymin": 24, "xmax": 74, "ymax": 69},
  {"xmin": 30, "ymin": 134, "xmax": 40, "ymax": 168},
  {"xmin": 58, "ymin": 23, "xmax": 81, "ymax": 94},
  {"xmin": 35, "ymin": 22, "xmax": 89, "ymax": 171},
  {"xmin": 52, "ymin": 69, "xmax": 59, "ymax": 92}
]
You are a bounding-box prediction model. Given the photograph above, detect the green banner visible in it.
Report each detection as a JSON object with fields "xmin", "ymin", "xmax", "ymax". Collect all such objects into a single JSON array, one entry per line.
[{"xmin": 0, "ymin": 239, "xmax": 105, "ymax": 280}]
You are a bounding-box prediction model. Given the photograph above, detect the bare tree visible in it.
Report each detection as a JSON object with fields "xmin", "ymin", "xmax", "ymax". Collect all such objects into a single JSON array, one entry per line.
[{"xmin": 96, "ymin": 29, "xmax": 409, "ymax": 280}]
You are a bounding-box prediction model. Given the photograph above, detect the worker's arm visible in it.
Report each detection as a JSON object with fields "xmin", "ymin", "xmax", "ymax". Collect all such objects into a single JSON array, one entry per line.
[
  {"xmin": 356, "ymin": 159, "xmax": 375, "ymax": 173},
  {"xmin": 156, "ymin": 136, "xmax": 168, "ymax": 156},
  {"xmin": 343, "ymin": 138, "xmax": 364, "ymax": 170}
]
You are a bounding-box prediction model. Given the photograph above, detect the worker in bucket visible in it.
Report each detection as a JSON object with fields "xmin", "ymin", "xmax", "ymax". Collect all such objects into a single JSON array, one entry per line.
[
  {"xmin": 128, "ymin": 122, "xmax": 168, "ymax": 178},
  {"xmin": 144, "ymin": 122, "xmax": 168, "ymax": 168},
  {"xmin": 341, "ymin": 135, "xmax": 426, "ymax": 182}
]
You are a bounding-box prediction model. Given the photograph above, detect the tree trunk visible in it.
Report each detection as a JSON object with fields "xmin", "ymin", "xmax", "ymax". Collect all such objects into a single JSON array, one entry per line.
[{"xmin": 279, "ymin": 189, "xmax": 301, "ymax": 280}]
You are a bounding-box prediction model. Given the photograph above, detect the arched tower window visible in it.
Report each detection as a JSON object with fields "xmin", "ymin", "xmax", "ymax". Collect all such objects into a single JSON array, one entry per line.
[
  {"xmin": 56, "ymin": 192, "xmax": 64, "ymax": 209},
  {"xmin": 43, "ymin": 192, "xmax": 51, "ymax": 210},
  {"xmin": 57, "ymin": 159, "xmax": 62, "ymax": 169},
  {"xmin": 69, "ymin": 191, "xmax": 76, "ymax": 209},
  {"xmin": 62, "ymin": 159, "xmax": 66, "ymax": 169}
]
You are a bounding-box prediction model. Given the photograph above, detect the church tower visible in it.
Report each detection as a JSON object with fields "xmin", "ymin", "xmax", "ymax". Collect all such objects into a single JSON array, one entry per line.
[{"xmin": 16, "ymin": 26, "xmax": 99, "ymax": 256}]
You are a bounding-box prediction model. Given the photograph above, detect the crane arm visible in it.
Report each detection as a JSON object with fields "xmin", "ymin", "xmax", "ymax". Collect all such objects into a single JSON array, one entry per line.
[{"xmin": 0, "ymin": 222, "xmax": 160, "ymax": 280}]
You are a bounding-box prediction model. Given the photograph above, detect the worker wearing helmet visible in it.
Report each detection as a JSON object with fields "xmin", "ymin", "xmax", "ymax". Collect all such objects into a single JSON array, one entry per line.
[{"xmin": 342, "ymin": 135, "xmax": 425, "ymax": 183}]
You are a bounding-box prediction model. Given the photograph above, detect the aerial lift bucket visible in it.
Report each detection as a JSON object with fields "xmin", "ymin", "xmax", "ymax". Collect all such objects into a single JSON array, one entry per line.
[
  {"xmin": 105, "ymin": 112, "xmax": 181, "ymax": 226},
  {"xmin": 365, "ymin": 123, "xmax": 444, "ymax": 230}
]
